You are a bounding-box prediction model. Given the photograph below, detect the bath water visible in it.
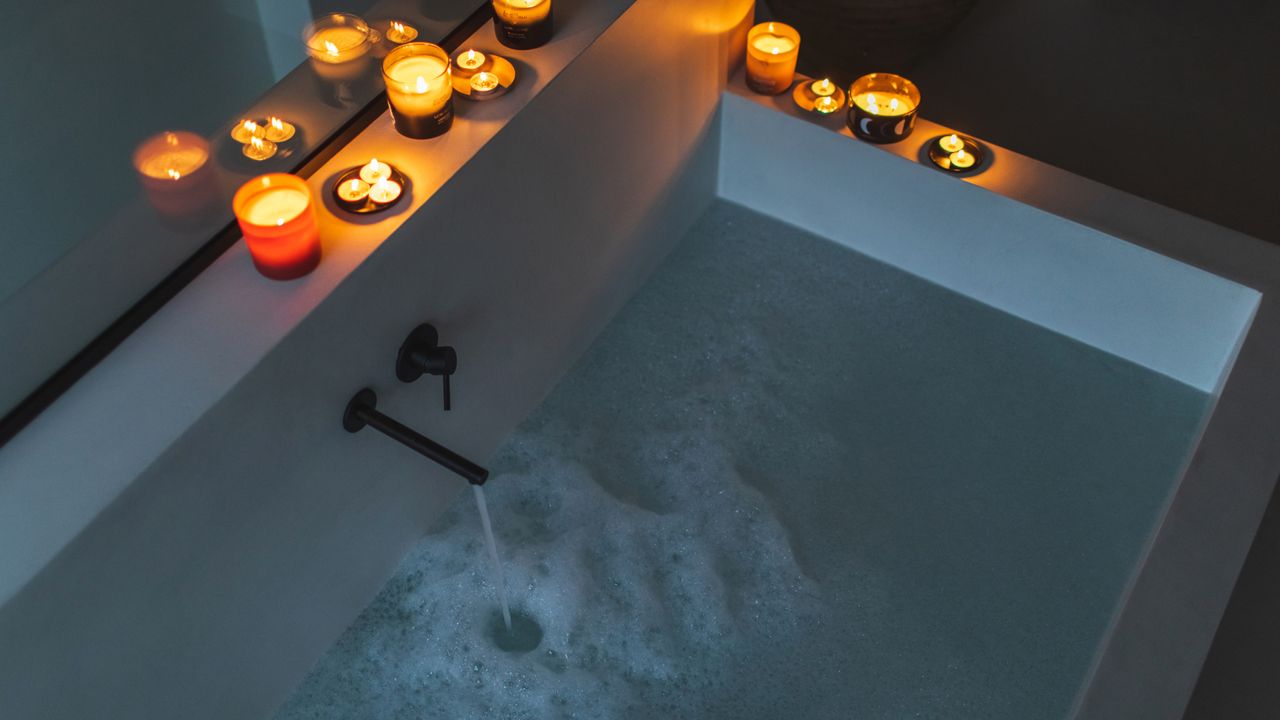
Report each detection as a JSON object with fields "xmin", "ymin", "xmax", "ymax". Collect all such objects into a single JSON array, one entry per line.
[
  {"xmin": 274, "ymin": 201, "xmax": 1211, "ymax": 719},
  {"xmin": 473, "ymin": 485, "xmax": 512, "ymax": 632}
]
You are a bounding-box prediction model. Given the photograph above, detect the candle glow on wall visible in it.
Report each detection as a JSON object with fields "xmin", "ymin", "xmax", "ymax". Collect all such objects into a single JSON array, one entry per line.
[
  {"xmin": 232, "ymin": 173, "xmax": 321, "ymax": 280},
  {"xmin": 745, "ymin": 22, "xmax": 800, "ymax": 95},
  {"xmin": 492, "ymin": 0, "xmax": 553, "ymax": 50},
  {"xmin": 846, "ymin": 72, "xmax": 920, "ymax": 143},
  {"xmin": 382, "ymin": 42, "xmax": 454, "ymax": 139}
]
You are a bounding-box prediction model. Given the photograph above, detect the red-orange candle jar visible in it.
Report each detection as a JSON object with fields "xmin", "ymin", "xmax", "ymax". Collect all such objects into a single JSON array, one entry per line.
[{"xmin": 232, "ymin": 173, "xmax": 321, "ymax": 280}]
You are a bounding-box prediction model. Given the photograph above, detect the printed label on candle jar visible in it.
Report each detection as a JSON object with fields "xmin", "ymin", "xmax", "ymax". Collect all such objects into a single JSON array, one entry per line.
[
  {"xmin": 389, "ymin": 98, "xmax": 455, "ymax": 139},
  {"xmin": 493, "ymin": 4, "xmax": 553, "ymax": 49}
]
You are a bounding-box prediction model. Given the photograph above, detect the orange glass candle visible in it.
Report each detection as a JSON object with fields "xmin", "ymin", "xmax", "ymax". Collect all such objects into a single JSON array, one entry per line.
[
  {"xmin": 232, "ymin": 174, "xmax": 321, "ymax": 280},
  {"xmin": 745, "ymin": 22, "xmax": 800, "ymax": 95},
  {"xmin": 132, "ymin": 130, "xmax": 216, "ymax": 220}
]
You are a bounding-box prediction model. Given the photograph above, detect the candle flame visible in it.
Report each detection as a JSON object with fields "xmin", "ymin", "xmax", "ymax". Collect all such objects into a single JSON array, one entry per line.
[
  {"xmin": 460, "ymin": 49, "xmax": 484, "ymax": 69},
  {"xmin": 276, "ymin": 218, "xmax": 286, "ymax": 226},
  {"xmin": 167, "ymin": 168, "xmax": 182, "ymax": 180},
  {"xmin": 415, "ymin": 76, "xmax": 428, "ymax": 93},
  {"xmin": 889, "ymin": 97, "xmax": 900, "ymax": 112},
  {"xmin": 164, "ymin": 132, "xmax": 179, "ymax": 146},
  {"xmin": 270, "ymin": 117, "xmax": 284, "ymax": 130},
  {"xmin": 251, "ymin": 137, "xmax": 264, "ymax": 149},
  {"xmin": 392, "ymin": 21, "xmax": 405, "ymax": 33},
  {"xmin": 350, "ymin": 179, "xmax": 361, "ymax": 191},
  {"xmin": 324, "ymin": 40, "xmax": 340, "ymax": 56},
  {"xmin": 948, "ymin": 133, "xmax": 959, "ymax": 146},
  {"xmin": 812, "ymin": 78, "xmax": 835, "ymax": 96},
  {"xmin": 243, "ymin": 119, "xmax": 258, "ymax": 132}
]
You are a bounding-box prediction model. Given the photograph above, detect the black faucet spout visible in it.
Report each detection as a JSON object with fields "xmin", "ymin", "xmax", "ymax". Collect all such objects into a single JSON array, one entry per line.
[{"xmin": 343, "ymin": 388, "xmax": 489, "ymax": 485}]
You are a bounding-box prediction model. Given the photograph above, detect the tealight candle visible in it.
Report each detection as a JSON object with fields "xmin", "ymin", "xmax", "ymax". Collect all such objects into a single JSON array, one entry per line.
[
  {"xmin": 814, "ymin": 96, "xmax": 841, "ymax": 114},
  {"xmin": 386, "ymin": 21, "xmax": 418, "ymax": 44},
  {"xmin": 132, "ymin": 130, "xmax": 216, "ymax": 219},
  {"xmin": 847, "ymin": 72, "xmax": 920, "ymax": 143},
  {"xmin": 232, "ymin": 173, "xmax": 320, "ymax": 280},
  {"xmin": 745, "ymin": 22, "xmax": 800, "ymax": 95},
  {"xmin": 938, "ymin": 133, "xmax": 964, "ymax": 153},
  {"xmin": 382, "ymin": 42, "xmax": 454, "ymax": 139},
  {"xmin": 793, "ymin": 76, "xmax": 847, "ymax": 117},
  {"xmin": 949, "ymin": 149, "xmax": 975, "ymax": 169},
  {"xmin": 242, "ymin": 136, "xmax": 278, "ymax": 161},
  {"xmin": 359, "ymin": 158, "xmax": 393, "ymax": 184},
  {"xmin": 492, "ymin": 0, "xmax": 553, "ymax": 50},
  {"xmin": 369, "ymin": 178, "xmax": 403, "ymax": 204},
  {"xmin": 264, "ymin": 116, "xmax": 296, "ymax": 143},
  {"xmin": 230, "ymin": 119, "xmax": 264, "ymax": 144},
  {"xmin": 304, "ymin": 13, "xmax": 374, "ymax": 89},
  {"xmin": 456, "ymin": 49, "xmax": 487, "ymax": 74},
  {"xmin": 470, "ymin": 71, "xmax": 500, "ymax": 96},
  {"xmin": 927, "ymin": 133, "xmax": 985, "ymax": 173},
  {"xmin": 337, "ymin": 177, "xmax": 371, "ymax": 202}
]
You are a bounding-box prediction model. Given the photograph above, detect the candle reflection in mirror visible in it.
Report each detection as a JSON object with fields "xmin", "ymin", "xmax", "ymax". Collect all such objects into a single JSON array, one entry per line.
[
  {"xmin": 242, "ymin": 136, "xmax": 278, "ymax": 161},
  {"xmin": 133, "ymin": 130, "xmax": 217, "ymax": 221},
  {"xmin": 304, "ymin": 13, "xmax": 374, "ymax": 104},
  {"xmin": 386, "ymin": 21, "xmax": 418, "ymax": 44}
]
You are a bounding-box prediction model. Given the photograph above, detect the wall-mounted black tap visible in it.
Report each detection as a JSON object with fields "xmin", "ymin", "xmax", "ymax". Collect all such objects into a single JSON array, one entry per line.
[
  {"xmin": 396, "ymin": 324, "xmax": 457, "ymax": 411},
  {"xmin": 343, "ymin": 388, "xmax": 489, "ymax": 485}
]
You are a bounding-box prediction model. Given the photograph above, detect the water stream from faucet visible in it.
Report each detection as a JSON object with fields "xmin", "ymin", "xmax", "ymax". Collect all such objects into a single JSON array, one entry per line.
[{"xmin": 472, "ymin": 484, "xmax": 512, "ymax": 632}]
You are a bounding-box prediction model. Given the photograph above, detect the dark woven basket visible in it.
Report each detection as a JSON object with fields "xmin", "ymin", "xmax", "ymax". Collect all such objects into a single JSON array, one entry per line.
[{"xmin": 768, "ymin": 0, "xmax": 977, "ymax": 81}]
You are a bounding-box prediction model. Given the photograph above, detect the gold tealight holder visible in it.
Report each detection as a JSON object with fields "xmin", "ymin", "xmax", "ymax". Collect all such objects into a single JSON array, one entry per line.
[
  {"xmin": 927, "ymin": 133, "xmax": 985, "ymax": 173},
  {"xmin": 792, "ymin": 77, "xmax": 846, "ymax": 117},
  {"xmin": 449, "ymin": 48, "xmax": 517, "ymax": 101}
]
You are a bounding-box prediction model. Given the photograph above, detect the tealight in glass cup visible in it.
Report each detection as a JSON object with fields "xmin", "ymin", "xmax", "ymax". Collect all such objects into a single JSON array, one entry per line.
[{"xmin": 382, "ymin": 42, "xmax": 455, "ymax": 139}]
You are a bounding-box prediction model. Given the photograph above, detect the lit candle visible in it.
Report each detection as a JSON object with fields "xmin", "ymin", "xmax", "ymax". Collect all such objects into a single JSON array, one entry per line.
[
  {"xmin": 386, "ymin": 21, "xmax": 418, "ymax": 44},
  {"xmin": 264, "ymin": 116, "xmax": 296, "ymax": 143},
  {"xmin": 359, "ymin": 158, "xmax": 393, "ymax": 184},
  {"xmin": 492, "ymin": 0, "xmax": 553, "ymax": 50},
  {"xmin": 369, "ymin": 178, "xmax": 403, "ymax": 204},
  {"xmin": 745, "ymin": 22, "xmax": 800, "ymax": 95},
  {"xmin": 242, "ymin": 136, "xmax": 278, "ymax": 161},
  {"xmin": 938, "ymin": 133, "xmax": 964, "ymax": 153},
  {"xmin": 337, "ymin": 177, "xmax": 371, "ymax": 202},
  {"xmin": 470, "ymin": 71, "xmax": 500, "ymax": 97},
  {"xmin": 230, "ymin": 119, "xmax": 264, "ymax": 144},
  {"xmin": 846, "ymin": 73, "xmax": 920, "ymax": 143},
  {"xmin": 456, "ymin": 49, "xmax": 487, "ymax": 73},
  {"xmin": 793, "ymin": 76, "xmax": 847, "ymax": 116},
  {"xmin": 133, "ymin": 130, "xmax": 216, "ymax": 219},
  {"xmin": 232, "ymin": 173, "xmax": 321, "ymax": 280},
  {"xmin": 382, "ymin": 42, "xmax": 454, "ymax": 139},
  {"xmin": 927, "ymin": 133, "xmax": 985, "ymax": 173},
  {"xmin": 813, "ymin": 96, "xmax": 840, "ymax": 114},
  {"xmin": 304, "ymin": 13, "xmax": 374, "ymax": 89},
  {"xmin": 949, "ymin": 149, "xmax": 975, "ymax": 169}
]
